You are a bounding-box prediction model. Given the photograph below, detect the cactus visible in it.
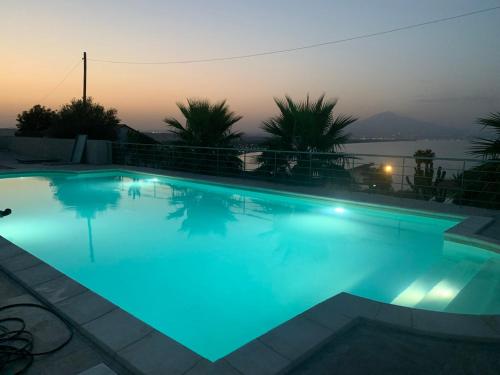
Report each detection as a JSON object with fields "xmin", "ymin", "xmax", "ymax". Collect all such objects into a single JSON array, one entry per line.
[{"xmin": 405, "ymin": 149, "xmax": 447, "ymax": 201}]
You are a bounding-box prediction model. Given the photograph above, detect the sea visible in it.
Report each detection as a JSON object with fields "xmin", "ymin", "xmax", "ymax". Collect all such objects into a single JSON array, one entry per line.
[
  {"xmin": 240, "ymin": 139, "xmax": 483, "ymax": 189},
  {"xmin": 343, "ymin": 139, "xmax": 471, "ymax": 159}
]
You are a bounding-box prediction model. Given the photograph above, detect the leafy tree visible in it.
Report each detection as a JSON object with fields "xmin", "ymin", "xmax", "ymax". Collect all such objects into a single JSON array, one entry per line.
[
  {"xmin": 15, "ymin": 104, "xmax": 57, "ymax": 137},
  {"xmin": 49, "ymin": 97, "xmax": 119, "ymax": 140},
  {"xmin": 470, "ymin": 112, "xmax": 500, "ymax": 159},
  {"xmin": 164, "ymin": 99, "xmax": 243, "ymax": 174},
  {"xmin": 257, "ymin": 95, "xmax": 356, "ymax": 184}
]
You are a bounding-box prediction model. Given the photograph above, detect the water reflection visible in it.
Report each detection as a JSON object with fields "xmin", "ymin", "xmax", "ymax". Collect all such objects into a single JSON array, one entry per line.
[
  {"xmin": 167, "ymin": 185, "xmax": 242, "ymax": 236},
  {"xmin": 128, "ymin": 178, "xmax": 142, "ymax": 199},
  {"xmin": 49, "ymin": 176, "xmax": 121, "ymax": 262}
]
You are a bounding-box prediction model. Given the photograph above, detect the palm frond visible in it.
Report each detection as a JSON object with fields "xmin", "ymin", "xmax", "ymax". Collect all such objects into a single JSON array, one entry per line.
[{"xmin": 470, "ymin": 112, "xmax": 500, "ymax": 159}]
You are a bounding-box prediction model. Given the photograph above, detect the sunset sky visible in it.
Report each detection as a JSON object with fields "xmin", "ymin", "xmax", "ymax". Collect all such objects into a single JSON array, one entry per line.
[{"xmin": 1, "ymin": 0, "xmax": 499, "ymax": 134}]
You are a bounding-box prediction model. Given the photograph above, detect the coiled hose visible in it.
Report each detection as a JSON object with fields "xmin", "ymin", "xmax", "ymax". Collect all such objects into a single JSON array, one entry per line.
[{"xmin": 0, "ymin": 303, "xmax": 73, "ymax": 374}]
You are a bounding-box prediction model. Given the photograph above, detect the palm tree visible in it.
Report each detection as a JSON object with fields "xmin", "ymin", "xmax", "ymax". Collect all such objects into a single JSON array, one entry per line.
[
  {"xmin": 470, "ymin": 112, "xmax": 500, "ymax": 159},
  {"xmin": 164, "ymin": 99, "xmax": 242, "ymax": 147},
  {"xmin": 258, "ymin": 95, "xmax": 356, "ymax": 184},
  {"xmin": 164, "ymin": 99, "xmax": 243, "ymax": 175},
  {"xmin": 455, "ymin": 112, "xmax": 500, "ymax": 208},
  {"xmin": 262, "ymin": 94, "xmax": 356, "ymax": 152}
]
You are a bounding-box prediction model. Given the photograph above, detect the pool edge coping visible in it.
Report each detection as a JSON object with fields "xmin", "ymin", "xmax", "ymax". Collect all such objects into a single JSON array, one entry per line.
[
  {"xmin": 1, "ymin": 236, "xmax": 499, "ymax": 375},
  {"xmin": 1, "ymin": 167, "xmax": 500, "ymax": 374}
]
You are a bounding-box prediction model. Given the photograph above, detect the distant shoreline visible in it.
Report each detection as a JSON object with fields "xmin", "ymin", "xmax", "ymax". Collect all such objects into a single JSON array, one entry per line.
[{"xmin": 345, "ymin": 138, "xmax": 470, "ymax": 144}]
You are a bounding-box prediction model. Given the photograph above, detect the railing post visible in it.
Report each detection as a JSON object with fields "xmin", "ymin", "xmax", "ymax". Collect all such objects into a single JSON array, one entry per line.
[
  {"xmin": 400, "ymin": 157, "xmax": 405, "ymax": 192},
  {"xmin": 460, "ymin": 160, "xmax": 466, "ymax": 206},
  {"xmin": 309, "ymin": 151, "xmax": 312, "ymax": 182},
  {"xmin": 242, "ymin": 150, "xmax": 246, "ymax": 176},
  {"xmin": 274, "ymin": 151, "xmax": 277, "ymax": 177},
  {"xmin": 216, "ymin": 148, "xmax": 220, "ymax": 175}
]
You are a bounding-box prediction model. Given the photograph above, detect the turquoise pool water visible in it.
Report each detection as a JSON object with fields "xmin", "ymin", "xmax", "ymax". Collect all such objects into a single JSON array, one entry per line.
[{"xmin": 1, "ymin": 171, "xmax": 499, "ymax": 360}]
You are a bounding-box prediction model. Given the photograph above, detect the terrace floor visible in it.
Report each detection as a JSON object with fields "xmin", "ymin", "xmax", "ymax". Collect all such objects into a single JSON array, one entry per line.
[
  {"xmin": 290, "ymin": 321, "xmax": 500, "ymax": 375},
  {"xmin": 0, "ymin": 270, "xmax": 128, "ymax": 375},
  {"xmin": 1, "ymin": 150, "xmax": 500, "ymax": 374}
]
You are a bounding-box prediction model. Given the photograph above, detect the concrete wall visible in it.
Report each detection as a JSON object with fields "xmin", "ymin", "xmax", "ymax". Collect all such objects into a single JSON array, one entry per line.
[
  {"xmin": 0, "ymin": 136, "xmax": 112, "ymax": 164},
  {"xmin": 85, "ymin": 140, "xmax": 112, "ymax": 164}
]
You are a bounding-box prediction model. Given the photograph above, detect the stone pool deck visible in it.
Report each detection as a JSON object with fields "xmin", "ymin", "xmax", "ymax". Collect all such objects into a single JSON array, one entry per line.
[
  {"xmin": 0, "ymin": 267, "xmax": 126, "ymax": 374},
  {"xmin": 1, "ymin": 157, "xmax": 500, "ymax": 374}
]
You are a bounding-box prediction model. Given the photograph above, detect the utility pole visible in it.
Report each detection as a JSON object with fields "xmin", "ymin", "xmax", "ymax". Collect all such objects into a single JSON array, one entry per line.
[{"xmin": 83, "ymin": 51, "xmax": 87, "ymax": 104}]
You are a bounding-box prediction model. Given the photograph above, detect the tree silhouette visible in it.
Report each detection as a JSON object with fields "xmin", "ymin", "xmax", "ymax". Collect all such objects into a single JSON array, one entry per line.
[
  {"xmin": 15, "ymin": 104, "xmax": 57, "ymax": 137},
  {"xmin": 455, "ymin": 112, "xmax": 500, "ymax": 208},
  {"xmin": 164, "ymin": 99, "xmax": 242, "ymax": 147},
  {"xmin": 257, "ymin": 95, "xmax": 356, "ymax": 184},
  {"xmin": 164, "ymin": 99, "xmax": 243, "ymax": 174},
  {"xmin": 49, "ymin": 97, "xmax": 119, "ymax": 140},
  {"xmin": 470, "ymin": 112, "xmax": 500, "ymax": 159},
  {"xmin": 49, "ymin": 176, "xmax": 121, "ymax": 261}
]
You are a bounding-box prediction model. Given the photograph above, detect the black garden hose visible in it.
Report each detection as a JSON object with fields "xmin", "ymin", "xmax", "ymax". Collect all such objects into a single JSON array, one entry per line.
[{"xmin": 0, "ymin": 303, "xmax": 73, "ymax": 374}]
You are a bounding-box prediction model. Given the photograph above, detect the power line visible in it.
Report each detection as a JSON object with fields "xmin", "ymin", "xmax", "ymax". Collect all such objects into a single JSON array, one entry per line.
[
  {"xmin": 88, "ymin": 6, "xmax": 500, "ymax": 65},
  {"xmin": 38, "ymin": 59, "xmax": 81, "ymax": 103}
]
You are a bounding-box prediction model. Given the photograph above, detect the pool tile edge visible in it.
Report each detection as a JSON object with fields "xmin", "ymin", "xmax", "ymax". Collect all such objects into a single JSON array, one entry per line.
[{"xmin": 445, "ymin": 216, "xmax": 500, "ymax": 253}]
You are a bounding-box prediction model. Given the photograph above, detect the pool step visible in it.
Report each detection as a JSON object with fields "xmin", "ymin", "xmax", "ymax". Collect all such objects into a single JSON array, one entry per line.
[
  {"xmin": 392, "ymin": 258, "xmax": 459, "ymax": 307},
  {"xmin": 444, "ymin": 259, "xmax": 500, "ymax": 314},
  {"xmin": 415, "ymin": 258, "xmax": 484, "ymax": 312}
]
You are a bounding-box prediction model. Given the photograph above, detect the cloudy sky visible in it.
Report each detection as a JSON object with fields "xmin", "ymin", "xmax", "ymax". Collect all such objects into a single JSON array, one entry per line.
[{"xmin": 1, "ymin": 0, "xmax": 499, "ymax": 134}]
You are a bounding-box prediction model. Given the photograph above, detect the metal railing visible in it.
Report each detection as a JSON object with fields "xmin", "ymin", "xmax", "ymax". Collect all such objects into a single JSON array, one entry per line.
[{"xmin": 111, "ymin": 142, "xmax": 500, "ymax": 209}]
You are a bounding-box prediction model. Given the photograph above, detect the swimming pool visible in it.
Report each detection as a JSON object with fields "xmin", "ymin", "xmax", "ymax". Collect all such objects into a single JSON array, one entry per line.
[{"xmin": 1, "ymin": 170, "xmax": 499, "ymax": 360}]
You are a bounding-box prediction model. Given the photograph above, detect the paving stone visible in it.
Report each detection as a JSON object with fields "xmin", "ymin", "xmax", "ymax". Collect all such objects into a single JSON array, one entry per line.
[
  {"xmin": 15, "ymin": 262, "xmax": 62, "ymax": 287},
  {"xmin": 225, "ymin": 339, "xmax": 290, "ymax": 375},
  {"xmin": 0, "ymin": 271, "xmax": 26, "ymax": 299},
  {"xmin": 303, "ymin": 298, "xmax": 356, "ymax": 331},
  {"xmin": 412, "ymin": 309, "xmax": 500, "ymax": 339},
  {"xmin": 288, "ymin": 322, "xmax": 500, "ymax": 375},
  {"xmin": 118, "ymin": 330, "xmax": 201, "ymax": 375},
  {"xmin": 2, "ymin": 253, "xmax": 41, "ymax": 272},
  {"xmin": 34, "ymin": 275, "xmax": 88, "ymax": 304},
  {"xmin": 307, "ymin": 293, "xmax": 381, "ymax": 322},
  {"xmin": 482, "ymin": 316, "xmax": 500, "ymax": 334},
  {"xmin": 375, "ymin": 303, "xmax": 413, "ymax": 328},
  {"xmin": 185, "ymin": 359, "xmax": 241, "ymax": 375},
  {"xmin": 77, "ymin": 363, "xmax": 117, "ymax": 375},
  {"xmin": 27, "ymin": 345, "xmax": 104, "ymax": 375},
  {"xmin": 83, "ymin": 308, "xmax": 153, "ymax": 352},
  {"xmin": 56, "ymin": 290, "xmax": 117, "ymax": 325},
  {"xmin": 259, "ymin": 316, "xmax": 333, "ymax": 361},
  {"xmin": 0, "ymin": 292, "xmax": 39, "ymax": 306},
  {"xmin": 0, "ymin": 242, "xmax": 24, "ymax": 260}
]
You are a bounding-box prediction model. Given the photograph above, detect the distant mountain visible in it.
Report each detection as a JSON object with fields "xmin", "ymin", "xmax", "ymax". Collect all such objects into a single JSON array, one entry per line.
[{"xmin": 349, "ymin": 112, "xmax": 467, "ymax": 140}]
